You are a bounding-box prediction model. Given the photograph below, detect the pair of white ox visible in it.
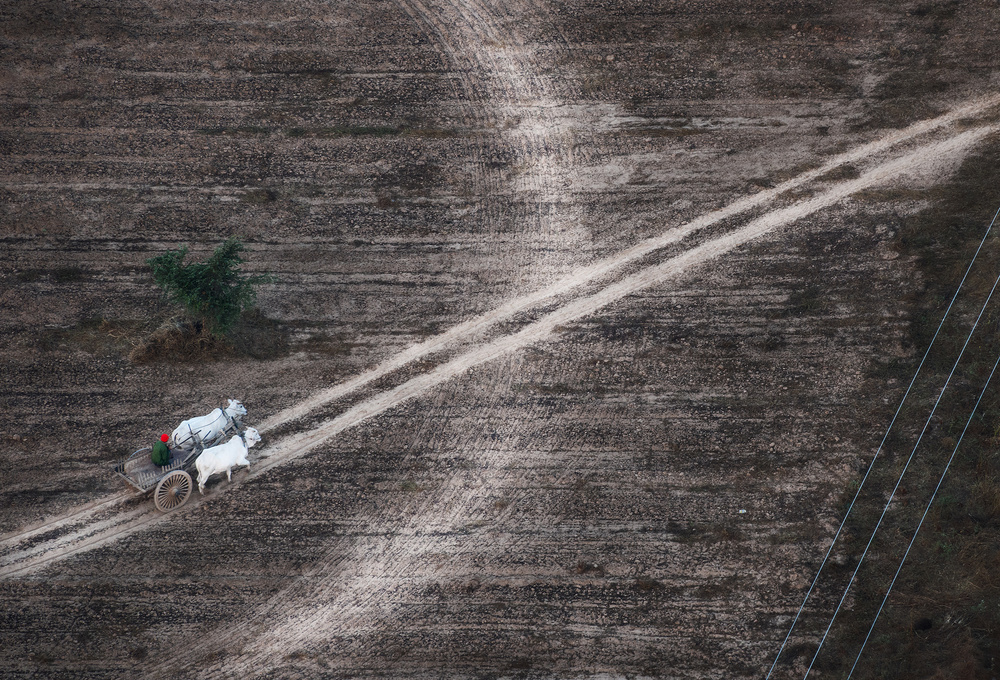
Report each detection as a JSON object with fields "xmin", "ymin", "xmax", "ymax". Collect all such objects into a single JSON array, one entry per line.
[{"xmin": 171, "ymin": 399, "xmax": 260, "ymax": 494}]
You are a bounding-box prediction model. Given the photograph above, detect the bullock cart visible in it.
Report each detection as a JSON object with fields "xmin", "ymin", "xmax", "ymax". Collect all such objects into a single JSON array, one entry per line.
[{"xmin": 113, "ymin": 417, "xmax": 244, "ymax": 512}]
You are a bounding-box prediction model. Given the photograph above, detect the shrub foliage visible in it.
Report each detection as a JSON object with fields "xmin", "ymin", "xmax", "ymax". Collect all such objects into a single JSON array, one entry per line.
[{"xmin": 146, "ymin": 238, "xmax": 269, "ymax": 334}]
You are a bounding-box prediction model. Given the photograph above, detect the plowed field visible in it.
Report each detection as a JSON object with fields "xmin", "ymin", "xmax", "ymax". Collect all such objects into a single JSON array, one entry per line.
[{"xmin": 3, "ymin": 1, "xmax": 1000, "ymax": 678}]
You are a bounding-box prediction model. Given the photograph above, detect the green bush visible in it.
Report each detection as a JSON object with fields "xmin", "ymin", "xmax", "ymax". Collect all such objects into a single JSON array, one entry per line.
[{"xmin": 146, "ymin": 238, "xmax": 270, "ymax": 334}]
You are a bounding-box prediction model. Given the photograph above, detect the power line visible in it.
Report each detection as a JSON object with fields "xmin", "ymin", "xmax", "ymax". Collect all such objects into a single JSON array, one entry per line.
[
  {"xmin": 847, "ymin": 346, "xmax": 1000, "ymax": 678},
  {"xmin": 804, "ymin": 262, "xmax": 1000, "ymax": 678},
  {"xmin": 765, "ymin": 205, "xmax": 1000, "ymax": 679}
]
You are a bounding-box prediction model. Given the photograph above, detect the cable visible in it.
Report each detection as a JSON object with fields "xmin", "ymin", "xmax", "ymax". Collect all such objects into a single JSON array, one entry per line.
[
  {"xmin": 765, "ymin": 205, "xmax": 1000, "ymax": 679},
  {"xmin": 804, "ymin": 265, "xmax": 1000, "ymax": 679},
  {"xmin": 847, "ymin": 347, "xmax": 1000, "ymax": 678}
]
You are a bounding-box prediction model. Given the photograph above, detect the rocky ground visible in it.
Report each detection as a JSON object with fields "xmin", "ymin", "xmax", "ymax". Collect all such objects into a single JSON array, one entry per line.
[{"xmin": 2, "ymin": 1, "xmax": 1000, "ymax": 678}]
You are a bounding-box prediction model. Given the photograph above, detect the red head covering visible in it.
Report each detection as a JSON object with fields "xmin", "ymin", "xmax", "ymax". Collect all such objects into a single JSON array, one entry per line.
[{"xmin": 160, "ymin": 434, "xmax": 169, "ymax": 443}]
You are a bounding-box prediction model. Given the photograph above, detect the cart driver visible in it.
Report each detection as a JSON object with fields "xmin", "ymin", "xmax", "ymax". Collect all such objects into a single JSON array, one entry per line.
[{"xmin": 152, "ymin": 433, "xmax": 170, "ymax": 467}]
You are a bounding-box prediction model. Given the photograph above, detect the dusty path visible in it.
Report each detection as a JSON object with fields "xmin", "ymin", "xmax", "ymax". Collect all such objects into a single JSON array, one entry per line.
[
  {"xmin": 1, "ymin": 108, "xmax": 994, "ymax": 582},
  {"xmin": 258, "ymin": 92, "xmax": 1000, "ymax": 432},
  {"xmin": 1, "ymin": 101, "xmax": 992, "ymax": 587}
]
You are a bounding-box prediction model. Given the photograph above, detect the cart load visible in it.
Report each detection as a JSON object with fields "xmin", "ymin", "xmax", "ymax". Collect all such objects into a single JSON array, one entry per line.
[{"xmin": 171, "ymin": 398, "xmax": 246, "ymax": 450}]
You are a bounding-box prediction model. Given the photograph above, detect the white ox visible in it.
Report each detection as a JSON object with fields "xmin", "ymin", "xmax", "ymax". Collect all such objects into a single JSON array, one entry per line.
[
  {"xmin": 171, "ymin": 399, "xmax": 247, "ymax": 449},
  {"xmin": 195, "ymin": 427, "xmax": 260, "ymax": 494}
]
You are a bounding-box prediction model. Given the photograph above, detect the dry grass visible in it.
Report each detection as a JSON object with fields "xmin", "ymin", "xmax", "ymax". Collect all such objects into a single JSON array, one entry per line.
[
  {"xmin": 128, "ymin": 316, "xmax": 232, "ymax": 363},
  {"xmin": 128, "ymin": 310, "xmax": 288, "ymax": 363}
]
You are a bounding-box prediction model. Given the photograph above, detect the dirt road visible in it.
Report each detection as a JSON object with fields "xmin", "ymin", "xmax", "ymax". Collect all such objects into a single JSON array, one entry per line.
[{"xmin": 4, "ymin": 104, "xmax": 994, "ymax": 582}]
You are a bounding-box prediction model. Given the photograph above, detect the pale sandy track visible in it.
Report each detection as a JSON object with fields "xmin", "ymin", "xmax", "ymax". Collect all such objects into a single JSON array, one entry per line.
[
  {"xmin": 259, "ymin": 94, "xmax": 1000, "ymax": 433},
  {"xmin": 0, "ymin": 491, "xmax": 129, "ymax": 545},
  {"xmin": 0, "ymin": 109, "xmax": 995, "ymax": 581},
  {"xmin": 393, "ymin": 0, "xmax": 574, "ymax": 288},
  {"xmin": 148, "ymin": 125, "xmax": 995, "ymax": 677}
]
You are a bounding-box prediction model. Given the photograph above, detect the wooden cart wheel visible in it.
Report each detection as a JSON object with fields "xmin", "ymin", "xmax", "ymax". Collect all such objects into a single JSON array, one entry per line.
[{"xmin": 154, "ymin": 470, "xmax": 193, "ymax": 512}]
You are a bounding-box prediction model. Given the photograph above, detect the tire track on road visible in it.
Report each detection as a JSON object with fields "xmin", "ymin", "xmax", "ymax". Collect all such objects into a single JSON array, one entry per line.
[
  {"xmin": 250, "ymin": 127, "xmax": 1000, "ymax": 503},
  {"xmin": 258, "ymin": 91, "xmax": 1000, "ymax": 432}
]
